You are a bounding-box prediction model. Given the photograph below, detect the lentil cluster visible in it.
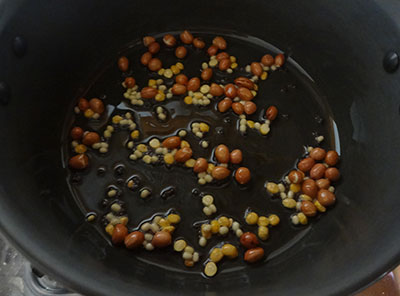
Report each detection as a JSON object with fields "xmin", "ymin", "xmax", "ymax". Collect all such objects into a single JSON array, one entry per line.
[{"xmin": 67, "ymin": 30, "xmax": 341, "ymax": 278}]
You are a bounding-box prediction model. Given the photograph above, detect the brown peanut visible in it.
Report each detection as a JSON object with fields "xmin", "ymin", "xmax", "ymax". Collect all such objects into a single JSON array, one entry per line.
[
  {"xmin": 218, "ymin": 58, "xmax": 231, "ymax": 71},
  {"xmin": 235, "ymin": 167, "xmax": 251, "ymax": 184},
  {"xmin": 244, "ymin": 101, "xmax": 257, "ymax": 115},
  {"xmin": 193, "ymin": 37, "xmax": 205, "ymax": 49},
  {"xmin": 266, "ymin": 106, "xmax": 278, "ymax": 121},
  {"xmin": 171, "ymin": 83, "xmax": 187, "ymax": 95},
  {"xmin": 82, "ymin": 132, "xmax": 100, "ymax": 146},
  {"xmin": 244, "ymin": 247, "xmax": 264, "ymax": 263},
  {"xmin": 240, "ymin": 232, "xmax": 259, "ymax": 249},
  {"xmin": 140, "ymin": 52, "xmax": 152, "ymax": 66},
  {"xmin": 187, "ymin": 77, "xmax": 200, "ymax": 91},
  {"xmin": 148, "ymin": 58, "xmax": 162, "ymax": 71},
  {"xmin": 174, "ymin": 147, "xmax": 193, "ymax": 162},
  {"xmin": 118, "ymin": 56, "xmax": 129, "ymax": 72},
  {"xmin": 89, "ymin": 98, "xmax": 104, "ymax": 114},
  {"xmin": 261, "ymin": 54, "xmax": 274, "ymax": 66},
  {"xmin": 301, "ymin": 201, "xmax": 317, "ymax": 217},
  {"xmin": 152, "ymin": 231, "xmax": 172, "ymax": 248},
  {"xmin": 325, "ymin": 167, "xmax": 340, "ymax": 181},
  {"xmin": 275, "ymin": 53, "xmax": 285, "ymax": 66},
  {"xmin": 215, "ymin": 144, "xmax": 230, "ymax": 163},
  {"xmin": 175, "ymin": 74, "xmax": 188, "ymax": 85},
  {"xmin": 234, "ymin": 77, "xmax": 254, "ymax": 89},
  {"xmin": 148, "ymin": 42, "xmax": 160, "ymax": 54},
  {"xmin": 180, "ymin": 30, "xmax": 193, "ymax": 44},
  {"xmin": 224, "ymin": 84, "xmax": 237, "ymax": 98},
  {"xmin": 310, "ymin": 163, "xmax": 326, "ymax": 180},
  {"xmin": 250, "ymin": 62, "xmax": 263, "ymax": 76},
  {"xmin": 124, "ymin": 77, "xmax": 136, "ymax": 88},
  {"xmin": 211, "ymin": 166, "xmax": 231, "ymax": 180},
  {"xmin": 70, "ymin": 127, "xmax": 83, "ymax": 140},
  {"xmin": 310, "ymin": 148, "xmax": 326, "ymax": 161},
  {"xmin": 216, "ymin": 52, "xmax": 230, "ymax": 61},
  {"xmin": 317, "ymin": 189, "xmax": 336, "ymax": 206},
  {"xmin": 316, "ymin": 178, "xmax": 331, "ymax": 189},
  {"xmin": 230, "ymin": 149, "xmax": 242, "ymax": 164},
  {"xmin": 163, "ymin": 34, "xmax": 176, "ymax": 47},
  {"xmin": 207, "ymin": 45, "xmax": 218, "ymax": 56},
  {"xmin": 78, "ymin": 98, "xmax": 89, "ymax": 111},
  {"xmin": 298, "ymin": 157, "xmax": 315, "ymax": 172},
  {"xmin": 162, "ymin": 136, "xmax": 181, "ymax": 149},
  {"xmin": 112, "ymin": 224, "xmax": 128, "ymax": 245},
  {"xmin": 288, "ymin": 170, "xmax": 304, "ymax": 184},
  {"xmin": 217, "ymin": 98, "xmax": 232, "ymax": 112},
  {"xmin": 325, "ymin": 150, "xmax": 339, "ymax": 166},
  {"xmin": 141, "ymin": 87, "xmax": 158, "ymax": 99},
  {"xmin": 201, "ymin": 68, "xmax": 213, "ymax": 81},
  {"xmin": 69, "ymin": 154, "xmax": 89, "ymax": 170},
  {"xmin": 193, "ymin": 158, "xmax": 208, "ymax": 173},
  {"xmin": 302, "ymin": 179, "xmax": 318, "ymax": 198},
  {"xmin": 212, "ymin": 36, "xmax": 227, "ymax": 50},
  {"xmin": 210, "ymin": 83, "xmax": 224, "ymax": 96},
  {"xmin": 232, "ymin": 102, "xmax": 244, "ymax": 115},
  {"xmin": 124, "ymin": 231, "xmax": 144, "ymax": 249},
  {"xmin": 237, "ymin": 87, "xmax": 254, "ymax": 101},
  {"xmin": 143, "ymin": 36, "xmax": 155, "ymax": 47},
  {"xmin": 175, "ymin": 46, "xmax": 187, "ymax": 59}
]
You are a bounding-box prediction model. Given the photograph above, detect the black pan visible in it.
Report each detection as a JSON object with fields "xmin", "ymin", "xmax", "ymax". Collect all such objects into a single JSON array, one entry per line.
[{"xmin": 0, "ymin": 0, "xmax": 400, "ymax": 295}]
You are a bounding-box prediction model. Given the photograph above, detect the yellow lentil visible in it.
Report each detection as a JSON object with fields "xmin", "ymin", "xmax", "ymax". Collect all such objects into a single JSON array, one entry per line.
[
  {"xmin": 164, "ymin": 153, "xmax": 174, "ymax": 164},
  {"xmin": 120, "ymin": 217, "xmax": 129, "ymax": 225},
  {"xmin": 207, "ymin": 163, "xmax": 215, "ymax": 174},
  {"xmin": 199, "ymin": 123, "xmax": 209, "ymax": 132},
  {"xmin": 137, "ymin": 144, "xmax": 148, "ymax": 152},
  {"xmin": 176, "ymin": 62, "xmax": 184, "ymax": 70},
  {"xmin": 210, "ymin": 220, "xmax": 220, "ymax": 234},
  {"xmin": 261, "ymin": 71, "xmax": 268, "ymax": 80},
  {"xmin": 257, "ymin": 216, "xmax": 270, "ymax": 227},
  {"xmin": 314, "ymin": 201, "xmax": 326, "ymax": 212},
  {"xmin": 155, "ymin": 92, "xmax": 165, "ymax": 102},
  {"xmin": 130, "ymin": 130, "xmax": 139, "ymax": 139},
  {"xmin": 266, "ymin": 182, "xmax": 280, "ymax": 194},
  {"xmin": 171, "ymin": 65, "xmax": 180, "ymax": 75},
  {"xmin": 258, "ymin": 226, "xmax": 269, "ymax": 240},
  {"xmin": 209, "ymin": 248, "xmax": 224, "ymax": 263},
  {"xmin": 184, "ymin": 96, "xmax": 193, "ymax": 104},
  {"xmin": 298, "ymin": 213, "xmax": 308, "ymax": 225},
  {"xmin": 164, "ymin": 69, "xmax": 173, "ymax": 78},
  {"xmin": 222, "ymin": 244, "xmax": 238, "ymax": 258},
  {"xmin": 158, "ymin": 68, "xmax": 165, "ymax": 75},
  {"xmin": 174, "ymin": 239, "xmax": 187, "ymax": 252},
  {"xmin": 162, "ymin": 225, "xmax": 175, "ymax": 233},
  {"xmin": 218, "ymin": 216, "xmax": 230, "ymax": 227},
  {"xmin": 245, "ymin": 212, "xmax": 259, "ymax": 225},
  {"xmin": 105, "ymin": 224, "xmax": 114, "ymax": 236},
  {"xmin": 231, "ymin": 62, "xmax": 238, "ymax": 69},
  {"xmin": 181, "ymin": 140, "xmax": 190, "ymax": 148},
  {"xmin": 282, "ymin": 198, "xmax": 297, "ymax": 208},
  {"xmin": 167, "ymin": 214, "xmax": 181, "ymax": 224},
  {"xmin": 148, "ymin": 79, "xmax": 157, "ymax": 87},
  {"xmin": 75, "ymin": 144, "xmax": 87, "ymax": 154},
  {"xmin": 290, "ymin": 183, "xmax": 301, "ymax": 193},
  {"xmin": 158, "ymin": 218, "xmax": 170, "ymax": 228},
  {"xmin": 185, "ymin": 158, "xmax": 196, "ymax": 168},
  {"xmin": 84, "ymin": 109, "xmax": 94, "ymax": 118},
  {"xmin": 300, "ymin": 194, "xmax": 312, "ymax": 201},
  {"xmin": 246, "ymin": 120, "xmax": 255, "ymax": 128},
  {"xmin": 204, "ymin": 262, "xmax": 217, "ymax": 277},
  {"xmin": 269, "ymin": 214, "xmax": 280, "ymax": 226}
]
